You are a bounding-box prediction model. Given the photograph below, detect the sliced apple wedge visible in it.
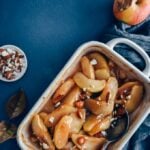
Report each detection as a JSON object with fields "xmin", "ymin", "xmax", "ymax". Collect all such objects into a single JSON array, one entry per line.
[
  {"xmin": 63, "ymin": 86, "xmax": 81, "ymax": 106},
  {"xmin": 54, "ymin": 115, "xmax": 73, "ymax": 149},
  {"xmin": 69, "ymin": 109, "xmax": 86, "ymax": 134},
  {"xmin": 44, "ymin": 104, "xmax": 76, "ymax": 127},
  {"xmin": 85, "ymin": 77, "xmax": 118, "ymax": 116},
  {"xmin": 42, "ymin": 99, "xmax": 55, "ymax": 114},
  {"xmin": 118, "ymin": 81, "xmax": 140, "ymax": 95},
  {"xmin": 73, "ymin": 72, "xmax": 106, "ymax": 93},
  {"xmin": 85, "ymin": 99, "xmax": 102, "ymax": 115},
  {"xmin": 31, "ymin": 114, "xmax": 55, "ymax": 150},
  {"xmin": 125, "ymin": 85, "xmax": 143, "ymax": 113},
  {"xmin": 71, "ymin": 133, "xmax": 106, "ymax": 150},
  {"xmin": 52, "ymin": 78, "xmax": 75, "ymax": 104},
  {"xmin": 81, "ymin": 56, "xmax": 95, "ymax": 79},
  {"xmin": 88, "ymin": 115, "xmax": 111, "ymax": 136},
  {"xmin": 85, "ymin": 99, "xmax": 110, "ymax": 116},
  {"xmin": 95, "ymin": 68, "xmax": 110, "ymax": 80},
  {"xmin": 100, "ymin": 77, "xmax": 118, "ymax": 102},
  {"xmin": 39, "ymin": 112, "xmax": 48, "ymax": 121},
  {"xmin": 83, "ymin": 115, "xmax": 103, "ymax": 132},
  {"xmin": 88, "ymin": 52, "xmax": 109, "ymax": 70},
  {"xmin": 62, "ymin": 142, "xmax": 74, "ymax": 149}
]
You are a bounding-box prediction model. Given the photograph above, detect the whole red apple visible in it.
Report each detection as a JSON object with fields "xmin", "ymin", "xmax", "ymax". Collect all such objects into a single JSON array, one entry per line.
[{"xmin": 113, "ymin": 0, "xmax": 150, "ymax": 25}]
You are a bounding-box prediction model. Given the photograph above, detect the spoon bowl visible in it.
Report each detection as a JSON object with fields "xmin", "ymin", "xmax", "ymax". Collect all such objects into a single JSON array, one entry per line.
[
  {"xmin": 106, "ymin": 110, "xmax": 129, "ymax": 141},
  {"xmin": 102, "ymin": 106, "xmax": 129, "ymax": 149}
]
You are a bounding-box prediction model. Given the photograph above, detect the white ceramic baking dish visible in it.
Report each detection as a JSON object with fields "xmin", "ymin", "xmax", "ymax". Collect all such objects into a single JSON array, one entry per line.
[{"xmin": 17, "ymin": 38, "xmax": 150, "ymax": 150}]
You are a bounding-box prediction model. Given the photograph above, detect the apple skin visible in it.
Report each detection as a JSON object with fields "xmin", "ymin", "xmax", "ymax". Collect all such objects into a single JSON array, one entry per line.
[{"xmin": 113, "ymin": 0, "xmax": 150, "ymax": 25}]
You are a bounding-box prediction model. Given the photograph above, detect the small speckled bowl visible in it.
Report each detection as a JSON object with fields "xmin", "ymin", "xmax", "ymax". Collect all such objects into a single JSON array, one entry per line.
[
  {"xmin": 0, "ymin": 45, "xmax": 28, "ymax": 82},
  {"xmin": 17, "ymin": 38, "xmax": 150, "ymax": 150}
]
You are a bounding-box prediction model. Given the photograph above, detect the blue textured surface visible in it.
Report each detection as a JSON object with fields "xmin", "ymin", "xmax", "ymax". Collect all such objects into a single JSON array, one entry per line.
[{"xmin": 0, "ymin": 0, "xmax": 114, "ymax": 149}]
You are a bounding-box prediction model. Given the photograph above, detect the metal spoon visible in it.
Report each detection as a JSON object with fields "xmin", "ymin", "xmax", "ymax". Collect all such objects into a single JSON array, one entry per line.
[{"xmin": 102, "ymin": 107, "xmax": 129, "ymax": 149}]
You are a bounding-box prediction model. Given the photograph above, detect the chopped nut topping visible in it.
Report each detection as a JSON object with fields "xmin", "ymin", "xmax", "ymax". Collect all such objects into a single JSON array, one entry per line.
[
  {"xmin": 49, "ymin": 116, "xmax": 55, "ymax": 123},
  {"xmin": 54, "ymin": 102, "xmax": 61, "ymax": 108},
  {"xmin": 42, "ymin": 143, "xmax": 49, "ymax": 149},
  {"xmin": 90, "ymin": 59, "xmax": 97, "ymax": 65},
  {"xmin": 74, "ymin": 101, "xmax": 84, "ymax": 108},
  {"xmin": 101, "ymin": 131, "xmax": 107, "ymax": 136},
  {"xmin": 77, "ymin": 109, "xmax": 84, "ymax": 119},
  {"xmin": 77, "ymin": 136, "xmax": 85, "ymax": 145},
  {"xmin": 83, "ymin": 88, "xmax": 86, "ymax": 92},
  {"xmin": 0, "ymin": 47, "xmax": 25, "ymax": 80}
]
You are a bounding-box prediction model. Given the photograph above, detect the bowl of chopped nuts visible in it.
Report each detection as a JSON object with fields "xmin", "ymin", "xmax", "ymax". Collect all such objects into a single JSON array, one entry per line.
[{"xmin": 0, "ymin": 45, "xmax": 28, "ymax": 82}]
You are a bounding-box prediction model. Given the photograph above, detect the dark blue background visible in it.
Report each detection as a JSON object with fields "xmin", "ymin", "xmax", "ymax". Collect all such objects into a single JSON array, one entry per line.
[{"xmin": 0, "ymin": 0, "xmax": 114, "ymax": 149}]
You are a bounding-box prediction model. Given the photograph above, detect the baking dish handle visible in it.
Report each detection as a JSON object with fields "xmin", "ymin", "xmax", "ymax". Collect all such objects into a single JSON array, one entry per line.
[{"xmin": 107, "ymin": 38, "xmax": 150, "ymax": 78}]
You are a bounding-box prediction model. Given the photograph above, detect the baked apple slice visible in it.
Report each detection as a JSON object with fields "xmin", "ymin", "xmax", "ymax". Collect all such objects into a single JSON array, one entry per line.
[
  {"xmin": 31, "ymin": 114, "xmax": 55, "ymax": 150},
  {"xmin": 125, "ymin": 85, "xmax": 143, "ymax": 113},
  {"xmin": 63, "ymin": 86, "xmax": 81, "ymax": 106},
  {"xmin": 71, "ymin": 133, "xmax": 106, "ymax": 150},
  {"xmin": 83, "ymin": 115, "xmax": 111, "ymax": 135},
  {"xmin": 54, "ymin": 115, "xmax": 72, "ymax": 149},
  {"xmin": 81, "ymin": 56, "xmax": 95, "ymax": 79},
  {"xmin": 88, "ymin": 53, "xmax": 109, "ymax": 70},
  {"xmin": 88, "ymin": 115, "xmax": 111, "ymax": 136},
  {"xmin": 52, "ymin": 78, "xmax": 75, "ymax": 104},
  {"xmin": 88, "ymin": 52, "xmax": 110, "ymax": 80},
  {"xmin": 117, "ymin": 81, "xmax": 143, "ymax": 113},
  {"xmin": 44, "ymin": 104, "xmax": 76, "ymax": 127},
  {"xmin": 85, "ymin": 77, "xmax": 118, "ymax": 116},
  {"xmin": 95, "ymin": 68, "xmax": 110, "ymax": 80},
  {"xmin": 83, "ymin": 115, "xmax": 103, "ymax": 132},
  {"xmin": 73, "ymin": 72, "xmax": 106, "ymax": 93},
  {"xmin": 69, "ymin": 109, "xmax": 86, "ymax": 134}
]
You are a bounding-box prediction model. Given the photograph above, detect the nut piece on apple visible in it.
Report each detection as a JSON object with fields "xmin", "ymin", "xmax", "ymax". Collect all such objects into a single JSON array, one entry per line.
[{"xmin": 113, "ymin": 0, "xmax": 150, "ymax": 25}]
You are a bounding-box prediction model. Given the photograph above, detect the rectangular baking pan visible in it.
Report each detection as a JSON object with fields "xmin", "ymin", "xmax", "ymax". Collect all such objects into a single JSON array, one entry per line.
[{"xmin": 17, "ymin": 38, "xmax": 150, "ymax": 150}]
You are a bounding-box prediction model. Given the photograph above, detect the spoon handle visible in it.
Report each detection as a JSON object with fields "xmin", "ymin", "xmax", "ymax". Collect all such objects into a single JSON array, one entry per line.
[{"xmin": 102, "ymin": 141, "xmax": 111, "ymax": 150}]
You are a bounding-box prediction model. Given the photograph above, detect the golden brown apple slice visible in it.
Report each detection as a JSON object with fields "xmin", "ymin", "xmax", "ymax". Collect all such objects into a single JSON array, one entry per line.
[
  {"xmin": 73, "ymin": 72, "xmax": 106, "ymax": 93},
  {"xmin": 44, "ymin": 104, "xmax": 76, "ymax": 127},
  {"xmin": 63, "ymin": 86, "xmax": 81, "ymax": 106},
  {"xmin": 52, "ymin": 78, "xmax": 75, "ymax": 104},
  {"xmin": 85, "ymin": 99, "xmax": 110, "ymax": 116},
  {"xmin": 86, "ymin": 99, "xmax": 114, "ymax": 116},
  {"xmin": 85, "ymin": 77, "xmax": 118, "ymax": 115},
  {"xmin": 80, "ymin": 56, "xmax": 95, "ymax": 79},
  {"xmin": 118, "ymin": 81, "xmax": 140, "ymax": 95},
  {"xmin": 31, "ymin": 114, "xmax": 55, "ymax": 150},
  {"xmin": 88, "ymin": 52, "xmax": 109, "ymax": 70},
  {"xmin": 100, "ymin": 77, "xmax": 118, "ymax": 102},
  {"xmin": 39, "ymin": 112, "xmax": 48, "ymax": 121},
  {"xmin": 95, "ymin": 68, "xmax": 110, "ymax": 80},
  {"xmin": 88, "ymin": 115, "xmax": 111, "ymax": 136},
  {"xmin": 42, "ymin": 100, "xmax": 55, "ymax": 114},
  {"xmin": 54, "ymin": 115, "xmax": 73, "ymax": 149},
  {"xmin": 69, "ymin": 109, "xmax": 86, "ymax": 134},
  {"xmin": 125, "ymin": 85, "xmax": 143, "ymax": 113},
  {"xmin": 71, "ymin": 133, "xmax": 106, "ymax": 150},
  {"xmin": 85, "ymin": 99, "xmax": 101, "ymax": 115},
  {"xmin": 83, "ymin": 115, "xmax": 103, "ymax": 132},
  {"xmin": 62, "ymin": 142, "xmax": 74, "ymax": 149}
]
